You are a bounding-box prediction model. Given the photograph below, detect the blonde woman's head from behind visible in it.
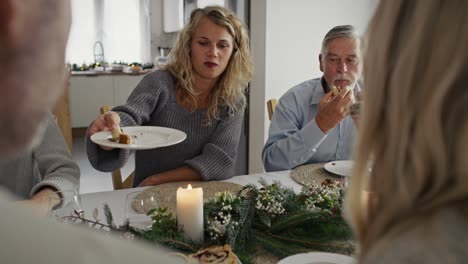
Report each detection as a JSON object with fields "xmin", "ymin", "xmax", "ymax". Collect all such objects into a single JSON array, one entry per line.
[
  {"xmin": 167, "ymin": 5, "xmax": 253, "ymax": 123},
  {"xmin": 346, "ymin": 0, "xmax": 468, "ymax": 254}
]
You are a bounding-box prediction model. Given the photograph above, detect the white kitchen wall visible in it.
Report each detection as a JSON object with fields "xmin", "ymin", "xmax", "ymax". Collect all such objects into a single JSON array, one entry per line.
[{"xmin": 249, "ymin": 0, "xmax": 379, "ymax": 173}]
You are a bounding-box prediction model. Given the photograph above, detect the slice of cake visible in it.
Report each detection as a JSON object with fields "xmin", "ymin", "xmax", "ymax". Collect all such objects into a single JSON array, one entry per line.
[{"xmin": 118, "ymin": 133, "xmax": 132, "ymax": 144}]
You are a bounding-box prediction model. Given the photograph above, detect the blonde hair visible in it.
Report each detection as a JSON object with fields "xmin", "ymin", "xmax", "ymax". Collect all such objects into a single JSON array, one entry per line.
[
  {"xmin": 345, "ymin": 0, "xmax": 468, "ymax": 258},
  {"xmin": 166, "ymin": 6, "xmax": 253, "ymax": 123}
]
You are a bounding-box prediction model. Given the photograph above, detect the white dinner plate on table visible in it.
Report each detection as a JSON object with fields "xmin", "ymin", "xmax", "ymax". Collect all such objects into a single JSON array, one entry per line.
[
  {"xmin": 90, "ymin": 126, "xmax": 186, "ymax": 150},
  {"xmin": 278, "ymin": 252, "xmax": 355, "ymax": 264},
  {"xmin": 324, "ymin": 160, "xmax": 354, "ymax": 177}
]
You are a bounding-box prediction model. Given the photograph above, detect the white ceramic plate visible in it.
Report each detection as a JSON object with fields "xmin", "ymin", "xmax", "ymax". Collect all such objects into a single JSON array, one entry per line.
[
  {"xmin": 324, "ymin": 160, "xmax": 354, "ymax": 177},
  {"xmin": 278, "ymin": 252, "xmax": 355, "ymax": 264},
  {"xmin": 90, "ymin": 126, "xmax": 186, "ymax": 150}
]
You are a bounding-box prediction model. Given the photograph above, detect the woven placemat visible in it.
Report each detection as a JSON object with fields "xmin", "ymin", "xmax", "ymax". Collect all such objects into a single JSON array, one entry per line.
[
  {"xmin": 291, "ymin": 163, "xmax": 345, "ymax": 186},
  {"xmin": 132, "ymin": 181, "xmax": 244, "ymax": 215}
]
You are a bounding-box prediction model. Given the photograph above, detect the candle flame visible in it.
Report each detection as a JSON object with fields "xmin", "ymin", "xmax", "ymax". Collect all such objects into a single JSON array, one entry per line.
[{"xmin": 187, "ymin": 184, "xmax": 192, "ymax": 190}]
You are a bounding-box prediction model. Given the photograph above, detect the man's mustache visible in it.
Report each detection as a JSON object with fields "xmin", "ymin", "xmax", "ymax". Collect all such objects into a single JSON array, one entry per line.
[{"xmin": 332, "ymin": 74, "xmax": 353, "ymax": 83}]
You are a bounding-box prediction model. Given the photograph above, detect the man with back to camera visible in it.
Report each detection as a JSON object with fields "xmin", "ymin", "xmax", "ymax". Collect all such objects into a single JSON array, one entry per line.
[
  {"xmin": 262, "ymin": 25, "xmax": 362, "ymax": 172},
  {"xmin": 0, "ymin": 0, "xmax": 179, "ymax": 262}
]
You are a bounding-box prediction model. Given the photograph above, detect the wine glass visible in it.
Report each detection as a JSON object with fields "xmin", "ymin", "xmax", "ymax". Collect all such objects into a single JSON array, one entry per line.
[
  {"xmin": 48, "ymin": 190, "xmax": 84, "ymax": 223},
  {"xmin": 124, "ymin": 190, "xmax": 158, "ymax": 230}
]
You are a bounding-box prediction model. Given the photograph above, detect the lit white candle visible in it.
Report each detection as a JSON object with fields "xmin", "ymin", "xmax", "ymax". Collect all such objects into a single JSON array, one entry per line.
[{"xmin": 176, "ymin": 184, "xmax": 204, "ymax": 242}]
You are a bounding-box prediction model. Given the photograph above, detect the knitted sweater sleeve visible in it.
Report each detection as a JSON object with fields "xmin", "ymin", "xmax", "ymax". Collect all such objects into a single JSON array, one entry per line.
[
  {"xmin": 30, "ymin": 112, "xmax": 80, "ymax": 197},
  {"xmin": 185, "ymin": 107, "xmax": 245, "ymax": 181},
  {"xmin": 86, "ymin": 71, "xmax": 167, "ymax": 172}
]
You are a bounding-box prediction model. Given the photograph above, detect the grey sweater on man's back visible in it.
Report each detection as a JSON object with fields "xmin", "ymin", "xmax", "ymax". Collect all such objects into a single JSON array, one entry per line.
[
  {"xmin": 0, "ymin": 112, "xmax": 80, "ymax": 199},
  {"xmin": 86, "ymin": 70, "xmax": 244, "ymax": 186}
]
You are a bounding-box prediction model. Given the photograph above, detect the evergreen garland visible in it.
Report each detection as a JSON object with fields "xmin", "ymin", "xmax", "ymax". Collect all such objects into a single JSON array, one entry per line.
[
  {"xmin": 59, "ymin": 179, "xmax": 355, "ymax": 263},
  {"xmin": 141, "ymin": 179, "xmax": 355, "ymax": 263}
]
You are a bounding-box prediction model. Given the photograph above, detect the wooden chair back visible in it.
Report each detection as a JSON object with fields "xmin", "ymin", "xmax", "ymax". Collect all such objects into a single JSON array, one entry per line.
[
  {"xmin": 267, "ymin": 99, "xmax": 278, "ymax": 121},
  {"xmin": 111, "ymin": 170, "xmax": 135, "ymax": 190},
  {"xmin": 99, "ymin": 105, "xmax": 135, "ymax": 190}
]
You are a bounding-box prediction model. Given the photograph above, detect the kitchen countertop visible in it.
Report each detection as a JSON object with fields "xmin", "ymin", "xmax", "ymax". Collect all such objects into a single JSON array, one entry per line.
[{"xmin": 71, "ymin": 70, "xmax": 153, "ymax": 77}]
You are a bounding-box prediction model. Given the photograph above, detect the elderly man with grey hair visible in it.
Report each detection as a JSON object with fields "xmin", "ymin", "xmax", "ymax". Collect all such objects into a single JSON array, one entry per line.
[{"xmin": 262, "ymin": 25, "xmax": 362, "ymax": 172}]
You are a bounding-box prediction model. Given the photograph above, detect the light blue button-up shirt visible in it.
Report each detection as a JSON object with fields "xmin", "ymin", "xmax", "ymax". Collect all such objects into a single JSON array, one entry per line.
[{"xmin": 262, "ymin": 77, "xmax": 360, "ymax": 172}]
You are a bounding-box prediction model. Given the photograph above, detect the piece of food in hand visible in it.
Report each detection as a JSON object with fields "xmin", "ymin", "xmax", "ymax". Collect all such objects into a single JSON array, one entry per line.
[
  {"xmin": 118, "ymin": 133, "xmax": 132, "ymax": 144},
  {"xmin": 109, "ymin": 127, "xmax": 122, "ymax": 142},
  {"xmin": 99, "ymin": 105, "xmax": 112, "ymax": 115},
  {"xmin": 187, "ymin": 244, "xmax": 238, "ymax": 264},
  {"xmin": 331, "ymin": 85, "xmax": 340, "ymax": 96}
]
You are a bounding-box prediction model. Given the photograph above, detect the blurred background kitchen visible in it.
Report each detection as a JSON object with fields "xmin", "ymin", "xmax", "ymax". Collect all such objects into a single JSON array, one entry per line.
[{"xmin": 58, "ymin": 0, "xmax": 378, "ymax": 193}]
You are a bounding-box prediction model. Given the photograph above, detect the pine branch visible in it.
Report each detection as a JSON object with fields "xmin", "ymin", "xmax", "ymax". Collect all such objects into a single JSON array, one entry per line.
[
  {"xmin": 252, "ymin": 230, "xmax": 308, "ymax": 258},
  {"xmin": 257, "ymin": 178, "xmax": 269, "ymax": 188},
  {"xmin": 62, "ymin": 215, "xmax": 118, "ymax": 231},
  {"xmin": 270, "ymin": 233, "xmax": 354, "ymax": 255},
  {"xmin": 270, "ymin": 234, "xmax": 333, "ymax": 248},
  {"xmin": 158, "ymin": 239, "xmax": 197, "ymax": 252},
  {"xmin": 229, "ymin": 195, "xmax": 255, "ymax": 251},
  {"xmin": 103, "ymin": 203, "xmax": 115, "ymax": 228},
  {"xmin": 299, "ymin": 216, "xmax": 354, "ymax": 240},
  {"xmin": 256, "ymin": 210, "xmax": 272, "ymax": 227},
  {"xmin": 269, "ymin": 211, "xmax": 325, "ymax": 233},
  {"xmin": 235, "ymin": 247, "xmax": 255, "ymax": 264},
  {"xmin": 282, "ymin": 189, "xmax": 300, "ymax": 212}
]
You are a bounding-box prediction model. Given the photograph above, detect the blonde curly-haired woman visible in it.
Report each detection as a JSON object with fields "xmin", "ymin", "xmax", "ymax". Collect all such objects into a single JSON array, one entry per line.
[
  {"xmin": 87, "ymin": 6, "xmax": 253, "ymax": 187},
  {"xmin": 345, "ymin": 1, "xmax": 468, "ymax": 263}
]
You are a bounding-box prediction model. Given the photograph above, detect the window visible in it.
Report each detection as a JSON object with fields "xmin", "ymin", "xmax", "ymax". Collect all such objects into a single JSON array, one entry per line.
[{"xmin": 66, "ymin": 0, "xmax": 151, "ymax": 65}]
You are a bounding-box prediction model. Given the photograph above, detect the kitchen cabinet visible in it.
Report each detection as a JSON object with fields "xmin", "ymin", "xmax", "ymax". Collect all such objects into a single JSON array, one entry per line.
[
  {"xmin": 70, "ymin": 75, "xmax": 143, "ymax": 127},
  {"xmin": 114, "ymin": 76, "xmax": 142, "ymax": 105}
]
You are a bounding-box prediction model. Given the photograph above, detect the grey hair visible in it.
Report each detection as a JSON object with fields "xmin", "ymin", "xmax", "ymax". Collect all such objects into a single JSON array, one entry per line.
[{"xmin": 321, "ymin": 25, "xmax": 359, "ymax": 55}]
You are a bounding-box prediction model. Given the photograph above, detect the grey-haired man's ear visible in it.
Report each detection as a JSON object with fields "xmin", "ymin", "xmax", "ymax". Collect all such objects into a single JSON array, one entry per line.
[{"xmin": 318, "ymin": 54, "xmax": 323, "ymax": 72}]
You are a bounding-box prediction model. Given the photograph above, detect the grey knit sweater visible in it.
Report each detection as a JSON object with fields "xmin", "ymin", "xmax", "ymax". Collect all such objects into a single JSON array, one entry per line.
[
  {"xmin": 0, "ymin": 112, "xmax": 80, "ymax": 199},
  {"xmin": 86, "ymin": 70, "xmax": 244, "ymax": 186}
]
